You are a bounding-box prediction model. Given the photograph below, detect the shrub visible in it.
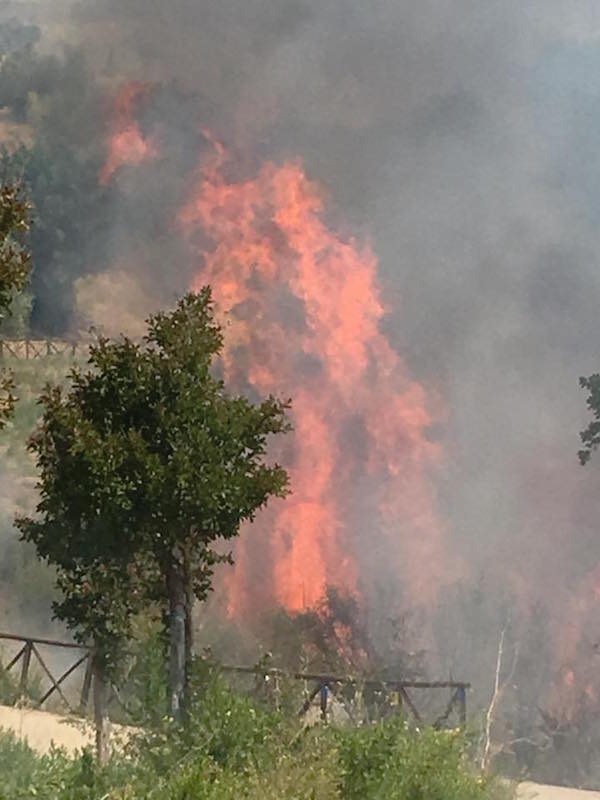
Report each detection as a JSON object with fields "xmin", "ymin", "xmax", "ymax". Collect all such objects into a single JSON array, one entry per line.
[
  {"xmin": 126, "ymin": 666, "xmax": 282, "ymax": 780},
  {"xmin": 337, "ymin": 718, "xmax": 509, "ymax": 800},
  {"xmin": 0, "ymin": 684, "xmax": 512, "ymax": 799}
]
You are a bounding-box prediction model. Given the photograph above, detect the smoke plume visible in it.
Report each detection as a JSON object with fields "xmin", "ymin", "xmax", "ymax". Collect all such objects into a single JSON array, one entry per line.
[{"xmin": 3, "ymin": 0, "xmax": 600, "ymax": 742}]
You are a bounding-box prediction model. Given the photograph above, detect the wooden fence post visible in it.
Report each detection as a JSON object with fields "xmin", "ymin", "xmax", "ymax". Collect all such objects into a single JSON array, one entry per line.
[
  {"xmin": 19, "ymin": 641, "xmax": 32, "ymax": 701},
  {"xmin": 458, "ymin": 685, "xmax": 467, "ymax": 728},
  {"xmin": 320, "ymin": 683, "xmax": 329, "ymax": 722},
  {"xmin": 93, "ymin": 655, "xmax": 111, "ymax": 765},
  {"xmin": 80, "ymin": 654, "xmax": 93, "ymax": 712}
]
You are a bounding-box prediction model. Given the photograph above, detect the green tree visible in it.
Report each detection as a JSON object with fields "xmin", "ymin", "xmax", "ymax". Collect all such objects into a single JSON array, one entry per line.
[
  {"xmin": 579, "ymin": 374, "xmax": 600, "ymax": 465},
  {"xmin": 18, "ymin": 289, "xmax": 290, "ymax": 735},
  {"xmin": 0, "ymin": 184, "xmax": 31, "ymax": 428}
]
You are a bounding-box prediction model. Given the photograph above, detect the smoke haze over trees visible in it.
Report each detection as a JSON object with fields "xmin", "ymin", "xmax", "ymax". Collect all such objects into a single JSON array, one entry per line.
[{"xmin": 2, "ymin": 0, "xmax": 600, "ymax": 781}]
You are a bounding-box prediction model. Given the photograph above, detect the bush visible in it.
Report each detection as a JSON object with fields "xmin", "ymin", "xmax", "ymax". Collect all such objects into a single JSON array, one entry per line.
[
  {"xmin": 0, "ymin": 731, "xmax": 40, "ymax": 797},
  {"xmin": 0, "ymin": 656, "xmax": 43, "ymax": 706},
  {"xmin": 337, "ymin": 719, "xmax": 509, "ymax": 800},
  {"xmin": 127, "ymin": 665, "xmax": 282, "ymax": 778},
  {"xmin": 0, "ymin": 682, "xmax": 512, "ymax": 799}
]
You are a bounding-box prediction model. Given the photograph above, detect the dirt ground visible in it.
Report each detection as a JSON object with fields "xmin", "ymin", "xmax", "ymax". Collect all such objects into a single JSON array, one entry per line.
[
  {"xmin": 517, "ymin": 783, "xmax": 600, "ymax": 799},
  {"xmin": 0, "ymin": 703, "xmax": 133, "ymax": 755}
]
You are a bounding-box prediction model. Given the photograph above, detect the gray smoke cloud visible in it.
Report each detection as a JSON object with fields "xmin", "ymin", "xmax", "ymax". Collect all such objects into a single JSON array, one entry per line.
[
  {"xmin": 5, "ymin": 0, "xmax": 600, "ymax": 726},
  {"xmin": 67, "ymin": 0, "xmax": 600, "ymax": 601}
]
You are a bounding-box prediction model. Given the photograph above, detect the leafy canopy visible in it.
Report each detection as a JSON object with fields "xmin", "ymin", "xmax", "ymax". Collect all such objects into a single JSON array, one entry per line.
[
  {"xmin": 18, "ymin": 289, "xmax": 290, "ymax": 668},
  {"xmin": 579, "ymin": 374, "xmax": 600, "ymax": 465}
]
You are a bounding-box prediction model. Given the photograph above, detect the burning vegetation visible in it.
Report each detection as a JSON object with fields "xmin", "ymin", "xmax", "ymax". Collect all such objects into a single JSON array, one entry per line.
[
  {"xmin": 96, "ymin": 80, "xmax": 452, "ymax": 620},
  {"xmin": 1, "ymin": 2, "xmax": 600, "ymax": 792}
]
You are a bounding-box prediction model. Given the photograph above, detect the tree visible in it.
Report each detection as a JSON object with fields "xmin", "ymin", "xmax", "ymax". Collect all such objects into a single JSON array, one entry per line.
[
  {"xmin": 19, "ymin": 289, "xmax": 290, "ymax": 735},
  {"xmin": 0, "ymin": 184, "xmax": 31, "ymax": 428},
  {"xmin": 579, "ymin": 374, "xmax": 600, "ymax": 465}
]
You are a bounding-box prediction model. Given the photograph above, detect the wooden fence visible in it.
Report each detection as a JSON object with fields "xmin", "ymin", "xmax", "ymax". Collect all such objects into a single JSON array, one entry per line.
[
  {"xmin": 0, "ymin": 339, "xmax": 84, "ymax": 359},
  {"xmin": 220, "ymin": 664, "xmax": 469, "ymax": 728},
  {"xmin": 0, "ymin": 633, "xmax": 470, "ymax": 728},
  {"xmin": 0, "ymin": 632, "xmax": 92, "ymax": 713}
]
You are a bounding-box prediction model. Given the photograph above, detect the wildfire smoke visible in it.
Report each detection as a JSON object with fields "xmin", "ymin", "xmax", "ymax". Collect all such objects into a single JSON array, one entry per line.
[{"xmin": 101, "ymin": 91, "xmax": 454, "ymax": 615}]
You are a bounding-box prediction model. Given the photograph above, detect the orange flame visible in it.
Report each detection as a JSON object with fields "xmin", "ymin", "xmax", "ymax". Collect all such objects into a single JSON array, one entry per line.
[
  {"xmin": 179, "ymin": 135, "xmax": 455, "ymax": 615},
  {"xmin": 548, "ymin": 563, "xmax": 600, "ymax": 721},
  {"xmin": 100, "ymin": 82, "xmax": 158, "ymax": 184},
  {"xmin": 98, "ymin": 82, "xmax": 455, "ymax": 616}
]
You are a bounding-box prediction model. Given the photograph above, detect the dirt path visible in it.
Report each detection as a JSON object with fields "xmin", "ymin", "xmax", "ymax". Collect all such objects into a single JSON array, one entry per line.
[
  {"xmin": 0, "ymin": 703, "xmax": 134, "ymax": 755},
  {"xmin": 518, "ymin": 783, "xmax": 600, "ymax": 799}
]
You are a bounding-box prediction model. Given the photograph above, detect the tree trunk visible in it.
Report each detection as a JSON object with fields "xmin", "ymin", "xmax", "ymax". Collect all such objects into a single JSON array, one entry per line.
[
  {"xmin": 92, "ymin": 655, "xmax": 111, "ymax": 766},
  {"xmin": 167, "ymin": 547, "xmax": 186, "ymax": 722},
  {"xmin": 183, "ymin": 543, "xmax": 194, "ymax": 718}
]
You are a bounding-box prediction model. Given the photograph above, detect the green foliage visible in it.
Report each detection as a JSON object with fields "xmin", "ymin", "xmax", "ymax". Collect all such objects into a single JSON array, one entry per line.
[
  {"xmin": 117, "ymin": 627, "xmax": 169, "ymax": 725},
  {"xmin": 0, "ymin": 685, "xmax": 511, "ymax": 799},
  {"xmin": 0, "ymin": 660, "xmax": 20, "ymax": 706},
  {"xmin": 128, "ymin": 666, "xmax": 281, "ymax": 776},
  {"xmin": 0, "ymin": 657, "xmax": 43, "ymax": 706},
  {"xmin": 17, "ymin": 290, "xmax": 290, "ymax": 682},
  {"xmin": 0, "ymin": 734, "xmax": 135, "ymax": 800},
  {"xmin": 0, "ymin": 370, "xmax": 16, "ymax": 430},
  {"xmin": 0, "ymin": 182, "xmax": 31, "ymax": 429},
  {"xmin": 0, "ymin": 731, "xmax": 41, "ymax": 797},
  {"xmin": 579, "ymin": 374, "xmax": 600, "ymax": 465},
  {"xmin": 337, "ymin": 719, "xmax": 503, "ymax": 800}
]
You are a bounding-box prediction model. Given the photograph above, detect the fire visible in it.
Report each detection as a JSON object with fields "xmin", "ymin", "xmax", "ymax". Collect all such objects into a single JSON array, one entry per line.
[
  {"xmin": 565, "ymin": 670, "xmax": 575, "ymax": 687},
  {"xmin": 100, "ymin": 87, "xmax": 454, "ymax": 616},
  {"xmin": 549, "ymin": 564, "xmax": 600, "ymax": 721},
  {"xmin": 179, "ymin": 135, "xmax": 452, "ymax": 614},
  {"xmin": 100, "ymin": 82, "xmax": 158, "ymax": 184}
]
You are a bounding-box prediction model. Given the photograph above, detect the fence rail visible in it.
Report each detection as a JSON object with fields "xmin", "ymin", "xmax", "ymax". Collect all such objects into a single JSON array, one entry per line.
[
  {"xmin": 0, "ymin": 339, "xmax": 84, "ymax": 359},
  {"xmin": 0, "ymin": 632, "xmax": 92, "ymax": 713},
  {"xmin": 220, "ymin": 664, "xmax": 469, "ymax": 727},
  {"xmin": 0, "ymin": 632, "xmax": 470, "ymax": 728}
]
